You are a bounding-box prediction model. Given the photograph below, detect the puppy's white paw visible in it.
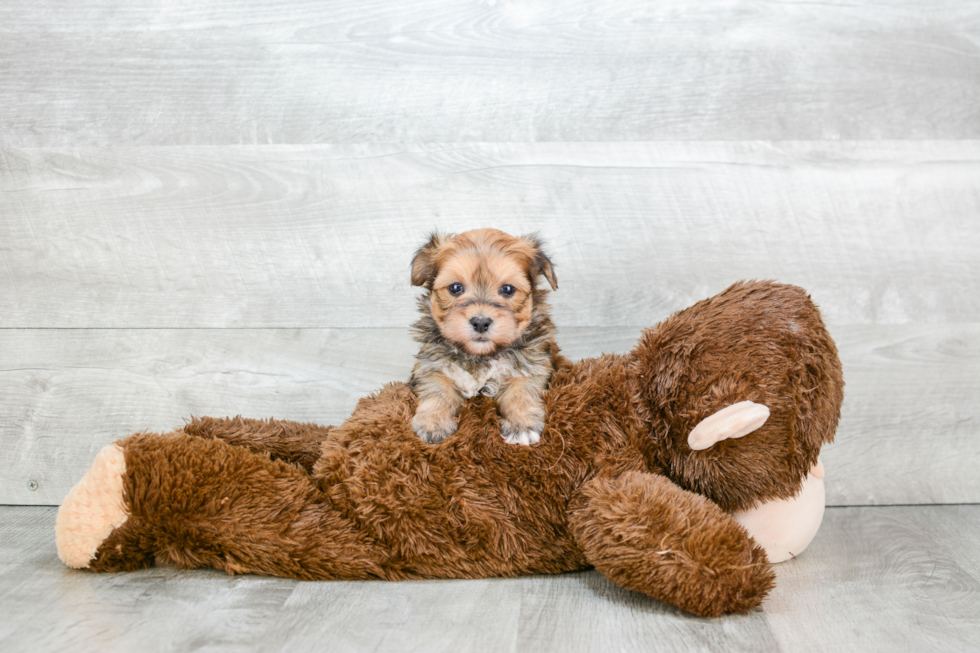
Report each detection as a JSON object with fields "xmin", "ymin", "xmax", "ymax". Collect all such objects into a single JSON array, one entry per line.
[
  {"xmin": 500, "ymin": 422, "xmax": 542, "ymax": 446},
  {"xmin": 412, "ymin": 413, "xmax": 458, "ymax": 444}
]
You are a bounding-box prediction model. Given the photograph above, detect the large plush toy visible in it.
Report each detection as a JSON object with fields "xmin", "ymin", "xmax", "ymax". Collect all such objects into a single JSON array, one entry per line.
[{"xmin": 55, "ymin": 280, "xmax": 843, "ymax": 617}]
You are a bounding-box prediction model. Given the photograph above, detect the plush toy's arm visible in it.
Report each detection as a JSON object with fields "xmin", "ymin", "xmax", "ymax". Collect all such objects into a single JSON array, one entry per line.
[
  {"xmin": 567, "ymin": 471, "xmax": 774, "ymax": 617},
  {"xmin": 181, "ymin": 416, "xmax": 331, "ymax": 473}
]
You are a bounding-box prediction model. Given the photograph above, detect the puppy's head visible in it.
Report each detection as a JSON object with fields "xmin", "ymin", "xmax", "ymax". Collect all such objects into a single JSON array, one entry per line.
[{"xmin": 411, "ymin": 228, "xmax": 557, "ymax": 356}]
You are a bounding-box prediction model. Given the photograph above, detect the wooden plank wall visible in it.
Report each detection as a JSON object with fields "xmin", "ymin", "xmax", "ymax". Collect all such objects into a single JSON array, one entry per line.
[{"xmin": 1, "ymin": 0, "xmax": 978, "ymax": 506}]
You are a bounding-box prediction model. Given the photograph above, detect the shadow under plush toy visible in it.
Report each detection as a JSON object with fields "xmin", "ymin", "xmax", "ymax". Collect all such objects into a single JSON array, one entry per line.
[{"xmin": 55, "ymin": 280, "xmax": 843, "ymax": 617}]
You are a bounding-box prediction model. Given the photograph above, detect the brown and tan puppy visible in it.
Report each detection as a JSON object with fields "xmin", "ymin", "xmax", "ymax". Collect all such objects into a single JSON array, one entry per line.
[{"xmin": 408, "ymin": 228, "xmax": 559, "ymax": 445}]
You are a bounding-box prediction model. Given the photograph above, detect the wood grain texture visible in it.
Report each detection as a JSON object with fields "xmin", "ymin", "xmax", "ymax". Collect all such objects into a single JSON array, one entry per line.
[
  {"xmin": 2, "ymin": 324, "xmax": 977, "ymax": 506},
  {"xmin": 1, "ymin": 0, "xmax": 978, "ymax": 145},
  {"xmin": 1, "ymin": 4, "xmax": 976, "ymax": 646},
  {"xmin": 766, "ymin": 505, "xmax": 980, "ymax": 652},
  {"xmin": 2, "ymin": 505, "xmax": 978, "ymax": 652},
  {"xmin": 3, "ymin": 141, "xmax": 978, "ymax": 328},
  {"xmin": 831, "ymin": 324, "xmax": 980, "ymax": 506},
  {"xmin": 0, "ymin": 328, "xmax": 415, "ymax": 505}
]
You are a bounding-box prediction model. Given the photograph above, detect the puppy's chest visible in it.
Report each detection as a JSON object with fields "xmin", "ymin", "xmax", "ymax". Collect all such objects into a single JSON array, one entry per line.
[{"xmin": 444, "ymin": 359, "xmax": 524, "ymax": 399}]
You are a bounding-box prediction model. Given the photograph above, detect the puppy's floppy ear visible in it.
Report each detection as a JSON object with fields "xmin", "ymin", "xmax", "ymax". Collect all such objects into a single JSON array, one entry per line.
[
  {"xmin": 519, "ymin": 234, "xmax": 558, "ymax": 291},
  {"xmin": 411, "ymin": 232, "xmax": 451, "ymax": 287}
]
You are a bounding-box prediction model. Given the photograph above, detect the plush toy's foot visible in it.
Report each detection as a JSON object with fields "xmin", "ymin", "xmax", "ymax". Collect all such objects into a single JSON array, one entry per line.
[
  {"xmin": 55, "ymin": 444, "xmax": 129, "ymax": 569},
  {"xmin": 732, "ymin": 460, "xmax": 826, "ymax": 563},
  {"xmin": 688, "ymin": 401, "xmax": 770, "ymax": 451}
]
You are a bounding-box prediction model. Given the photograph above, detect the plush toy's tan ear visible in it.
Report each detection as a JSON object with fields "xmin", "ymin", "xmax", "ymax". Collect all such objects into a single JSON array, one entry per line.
[
  {"xmin": 410, "ymin": 232, "xmax": 451, "ymax": 287},
  {"xmin": 519, "ymin": 234, "xmax": 558, "ymax": 291}
]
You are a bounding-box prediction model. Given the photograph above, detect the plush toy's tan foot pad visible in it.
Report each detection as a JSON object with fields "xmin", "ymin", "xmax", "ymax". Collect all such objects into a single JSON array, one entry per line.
[
  {"xmin": 688, "ymin": 401, "xmax": 770, "ymax": 451},
  {"xmin": 55, "ymin": 443, "xmax": 129, "ymax": 569}
]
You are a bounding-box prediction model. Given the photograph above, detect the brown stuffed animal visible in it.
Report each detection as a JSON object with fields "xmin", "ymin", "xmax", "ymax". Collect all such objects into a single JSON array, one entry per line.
[{"xmin": 54, "ymin": 280, "xmax": 843, "ymax": 617}]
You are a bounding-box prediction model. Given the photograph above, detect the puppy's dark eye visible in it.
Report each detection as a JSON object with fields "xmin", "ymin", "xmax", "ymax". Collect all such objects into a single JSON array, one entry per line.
[
  {"xmin": 500, "ymin": 284, "xmax": 515, "ymax": 297},
  {"xmin": 448, "ymin": 283, "xmax": 464, "ymax": 296}
]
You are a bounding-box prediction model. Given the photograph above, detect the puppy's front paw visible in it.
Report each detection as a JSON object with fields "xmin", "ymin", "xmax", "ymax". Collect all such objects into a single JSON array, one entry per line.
[
  {"xmin": 412, "ymin": 408, "xmax": 458, "ymax": 444},
  {"xmin": 500, "ymin": 420, "xmax": 542, "ymax": 446}
]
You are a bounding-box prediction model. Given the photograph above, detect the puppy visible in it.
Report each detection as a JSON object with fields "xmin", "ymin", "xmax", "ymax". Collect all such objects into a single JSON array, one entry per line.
[{"xmin": 408, "ymin": 228, "xmax": 560, "ymax": 445}]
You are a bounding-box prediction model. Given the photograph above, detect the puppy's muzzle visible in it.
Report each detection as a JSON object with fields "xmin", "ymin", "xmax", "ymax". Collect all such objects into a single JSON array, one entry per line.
[{"xmin": 470, "ymin": 316, "xmax": 493, "ymax": 334}]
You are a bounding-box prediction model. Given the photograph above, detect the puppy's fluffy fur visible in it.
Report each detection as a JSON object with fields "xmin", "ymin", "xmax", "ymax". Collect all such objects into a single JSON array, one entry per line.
[{"xmin": 409, "ymin": 229, "xmax": 560, "ymax": 445}]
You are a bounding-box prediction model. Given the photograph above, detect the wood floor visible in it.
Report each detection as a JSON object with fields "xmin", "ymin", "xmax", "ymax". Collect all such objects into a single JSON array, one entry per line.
[{"xmin": 2, "ymin": 505, "xmax": 978, "ymax": 653}]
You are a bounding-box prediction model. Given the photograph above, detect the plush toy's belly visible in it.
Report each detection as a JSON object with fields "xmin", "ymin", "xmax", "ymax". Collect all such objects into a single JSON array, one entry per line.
[{"xmin": 312, "ymin": 385, "xmax": 590, "ymax": 579}]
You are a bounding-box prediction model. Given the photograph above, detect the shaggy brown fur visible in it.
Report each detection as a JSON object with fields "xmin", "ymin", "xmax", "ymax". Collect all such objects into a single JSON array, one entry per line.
[
  {"xmin": 568, "ymin": 472, "xmax": 773, "ymax": 617},
  {"xmin": 67, "ymin": 281, "xmax": 844, "ymax": 617},
  {"xmin": 409, "ymin": 229, "xmax": 560, "ymax": 445}
]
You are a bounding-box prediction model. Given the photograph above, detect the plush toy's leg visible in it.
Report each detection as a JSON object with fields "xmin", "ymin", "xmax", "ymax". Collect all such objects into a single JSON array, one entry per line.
[
  {"xmin": 56, "ymin": 432, "xmax": 384, "ymax": 579},
  {"xmin": 732, "ymin": 461, "xmax": 825, "ymax": 563},
  {"xmin": 181, "ymin": 416, "xmax": 331, "ymax": 473},
  {"xmin": 568, "ymin": 471, "xmax": 774, "ymax": 617}
]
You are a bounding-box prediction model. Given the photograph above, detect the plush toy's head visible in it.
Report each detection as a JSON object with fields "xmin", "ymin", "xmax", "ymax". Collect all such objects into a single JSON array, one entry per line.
[{"xmin": 409, "ymin": 229, "xmax": 557, "ymax": 356}]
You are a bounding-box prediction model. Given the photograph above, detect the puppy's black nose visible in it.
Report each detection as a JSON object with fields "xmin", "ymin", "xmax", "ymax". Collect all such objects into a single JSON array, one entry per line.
[{"xmin": 470, "ymin": 316, "xmax": 492, "ymax": 334}]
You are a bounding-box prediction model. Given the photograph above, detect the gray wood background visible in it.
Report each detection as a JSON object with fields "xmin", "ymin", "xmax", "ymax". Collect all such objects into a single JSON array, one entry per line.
[{"xmin": 1, "ymin": 0, "xmax": 979, "ymax": 510}]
